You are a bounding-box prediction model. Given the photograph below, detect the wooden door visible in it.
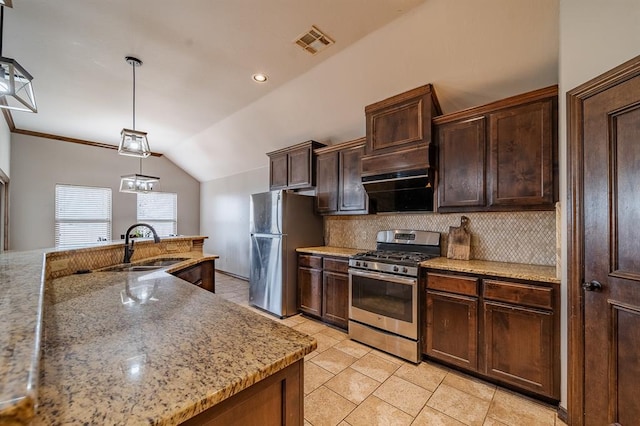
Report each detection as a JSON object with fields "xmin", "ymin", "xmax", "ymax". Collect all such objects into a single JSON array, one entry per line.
[
  {"xmin": 316, "ymin": 152, "xmax": 338, "ymax": 213},
  {"xmin": 339, "ymin": 144, "xmax": 367, "ymax": 213},
  {"xmin": 436, "ymin": 117, "xmax": 486, "ymax": 210},
  {"xmin": 568, "ymin": 56, "xmax": 640, "ymax": 425}
]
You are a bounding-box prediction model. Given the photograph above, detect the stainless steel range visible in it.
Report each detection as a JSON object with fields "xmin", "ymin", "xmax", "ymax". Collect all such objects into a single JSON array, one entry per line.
[{"xmin": 348, "ymin": 229, "xmax": 440, "ymax": 363}]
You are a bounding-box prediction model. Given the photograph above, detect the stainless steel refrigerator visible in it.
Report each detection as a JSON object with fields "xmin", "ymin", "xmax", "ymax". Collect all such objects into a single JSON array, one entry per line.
[{"xmin": 249, "ymin": 190, "xmax": 323, "ymax": 317}]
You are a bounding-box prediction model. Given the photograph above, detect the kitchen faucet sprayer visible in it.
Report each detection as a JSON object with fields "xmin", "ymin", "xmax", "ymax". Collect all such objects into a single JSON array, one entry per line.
[{"xmin": 123, "ymin": 223, "xmax": 161, "ymax": 263}]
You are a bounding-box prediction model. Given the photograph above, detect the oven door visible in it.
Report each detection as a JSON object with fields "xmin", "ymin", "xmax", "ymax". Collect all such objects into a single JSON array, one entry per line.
[{"xmin": 349, "ymin": 268, "xmax": 418, "ymax": 340}]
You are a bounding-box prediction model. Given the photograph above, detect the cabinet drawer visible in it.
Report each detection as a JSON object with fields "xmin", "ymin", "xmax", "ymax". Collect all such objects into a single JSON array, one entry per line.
[
  {"xmin": 299, "ymin": 255, "xmax": 322, "ymax": 269},
  {"xmin": 483, "ymin": 280, "xmax": 553, "ymax": 310},
  {"xmin": 427, "ymin": 273, "xmax": 478, "ymax": 296},
  {"xmin": 323, "ymin": 257, "xmax": 348, "ymax": 274}
]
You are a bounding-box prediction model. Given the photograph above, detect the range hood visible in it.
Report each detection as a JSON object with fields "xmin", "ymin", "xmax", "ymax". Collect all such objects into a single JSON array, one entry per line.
[{"xmin": 362, "ymin": 169, "xmax": 434, "ymax": 213}]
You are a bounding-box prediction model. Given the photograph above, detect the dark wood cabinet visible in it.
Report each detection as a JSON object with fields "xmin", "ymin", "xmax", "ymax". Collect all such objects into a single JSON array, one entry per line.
[
  {"xmin": 315, "ymin": 138, "xmax": 368, "ymax": 215},
  {"xmin": 426, "ymin": 291, "xmax": 478, "ymax": 370},
  {"xmin": 362, "ymin": 84, "xmax": 441, "ymax": 177},
  {"xmin": 425, "ymin": 272, "xmax": 479, "ymax": 370},
  {"xmin": 322, "ymin": 258, "xmax": 349, "ymax": 329},
  {"xmin": 297, "ymin": 253, "xmax": 349, "ymax": 329},
  {"xmin": 172, "ymin": 260, "xmax": 215, "ymax": 293},
  {"xmin": 267, "ymin": 140, "xmax": 325, "ymax": 190},
  {"xmin": 423, "ymin": 269, "xmax": 560, "ymax": 401},
  {"xmin": 315, "ymin": 151, "xmax": 339, "ymax": 213},
  {"xmin": 181, "ymin": 359, "xmax": 303, "ymax": 426},
  {"xmin": 488, "ymin": 101, "xmax": 554, "ymax": 207},
  {"xmin": 434, "ymin": 85, "xmax": 558, "ymax": 212},
  {"xmin": 436, "ymin": 117, "xmax": 486, "ymax": 209},
  {"xmin": 269, "ymin": 152, "xmax": 289, "ymax": 190},
  {"xmin": 482, "ymin": 279, "xmax": 557, "ymax": 399},
  {"xmin": 297, "ymin": 254, "xmax": 323, "ymax": 317}
]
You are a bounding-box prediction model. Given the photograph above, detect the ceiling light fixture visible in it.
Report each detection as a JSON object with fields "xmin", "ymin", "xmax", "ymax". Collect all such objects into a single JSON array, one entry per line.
[
  {"xmin": 0, "ymin": 3, "xmax": 37, "ymax": 113},
  {"xmin": 252, "ymin": 73, "xmax": 268, "ymax": 83},
  {"xmin": 118, "ymin": 56, "xmax": 150, "ymax": 158},
  {"xmin": 119, "ymin": 171, "xmax": 159, "ymax": 194},
  {"xmin": 118, "ymin": 56, "xmax": 158, "ymax": 193}
]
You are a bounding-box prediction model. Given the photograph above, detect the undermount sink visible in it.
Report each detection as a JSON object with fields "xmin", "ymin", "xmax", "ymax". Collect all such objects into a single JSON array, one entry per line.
[
  {"xmin": 136, "ymin": 258, "xmax": 190, "ymax": 267},
  {"xmin": 100, "ymin": 258, "xmax": 190, "ymax": 272}
]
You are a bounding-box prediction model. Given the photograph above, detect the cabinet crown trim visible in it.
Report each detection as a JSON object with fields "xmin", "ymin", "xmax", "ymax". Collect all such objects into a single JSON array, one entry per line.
[
  {"xmin": 365, "ymin": 83, "xmax": 442, "ymax": 115},
  {"xmin": 266, "ymin": 140, "xmax": 325, "ymax": 156},
  {"xmin": 314, "ymin": 137, "xmax": 366, "ymax": 155},
  {"xmin": 433, "ymin": 85, "xmax": 558, "ymax": 125}
]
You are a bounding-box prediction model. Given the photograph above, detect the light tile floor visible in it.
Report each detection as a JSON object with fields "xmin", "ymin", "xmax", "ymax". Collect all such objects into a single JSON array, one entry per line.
[{"xmin": 215, "ymin": 272, "xmax": 568, "ymax": 426}]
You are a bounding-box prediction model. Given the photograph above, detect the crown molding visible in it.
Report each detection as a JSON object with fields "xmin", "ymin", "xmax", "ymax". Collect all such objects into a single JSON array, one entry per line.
[{"xmin": 1, "ymin": 108, "xmax": 163, "ymax": 157}]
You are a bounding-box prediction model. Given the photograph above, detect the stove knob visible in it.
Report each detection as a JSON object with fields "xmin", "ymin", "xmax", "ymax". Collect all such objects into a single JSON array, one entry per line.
[
  {"xmin": 363, "ymin": 262, "xmax": 368, "ymax": 268},
  {"xmin": 393, "ymin": 266, "xmax": 399, "ymax": 272},
  {"xmin": 355, "ymin": 261, "xmax": 361, "ymax": 267},
  {"xmin": 402, "ymin": 267, "xmax": 409, "ymax": 273}
]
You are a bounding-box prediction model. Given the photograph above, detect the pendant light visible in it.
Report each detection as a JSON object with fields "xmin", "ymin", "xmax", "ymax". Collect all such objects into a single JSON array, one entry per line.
[
  {"xmin": 0, "ymin": 3, "xmax": 37, "ymax": 113},
  {"xmin": 119, "ymin": 165, "xmax": 159, "ymax": 193},
  {"xmin": 119, "ymin": 56, "xmax": 158, "ymax": 193},
  {"xmin": 118, "ymin": 56, "xmax": 150, "ymax": 158}
]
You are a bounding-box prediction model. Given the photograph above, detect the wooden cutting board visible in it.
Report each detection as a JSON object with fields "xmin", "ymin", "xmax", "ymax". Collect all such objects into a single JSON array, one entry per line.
[{"xmin": 447, "ymin": 216, "xmax": 471, "ymax": 260}]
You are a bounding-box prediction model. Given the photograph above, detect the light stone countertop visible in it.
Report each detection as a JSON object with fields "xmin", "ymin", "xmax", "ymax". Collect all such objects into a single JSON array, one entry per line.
[
  {"xmin": 296, "ymin": 246, "xmax": 365, "ymax": 258},
  {"xmin": 421, "ymin": 257, "xmax": 559, "ymax": 284},
  {"xmin": 1, "ymin": 245, "xmax": 315, "ymax": 425}
]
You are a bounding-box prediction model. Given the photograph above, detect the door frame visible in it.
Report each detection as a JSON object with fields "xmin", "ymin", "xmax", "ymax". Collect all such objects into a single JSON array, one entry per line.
[
  {"xmin": 0, "ymin": 168, "xmax": 8, "ymax": 251},
  {"xmin": 567, "ymin": 54, "xmax": 640, "ymax": 425}
]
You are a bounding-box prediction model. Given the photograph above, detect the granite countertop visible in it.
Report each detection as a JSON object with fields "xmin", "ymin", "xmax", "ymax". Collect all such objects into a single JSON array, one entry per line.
[
  {"xmin": 421, "ymin": 257, "xmax": 559, "ymax": 284},
  {"xmin": 1, "ymin": 246, "xmax": 316, "ymax": 425},
  {"xmin": 296, "ymin": 246, "xmax": 364, "ymax": 258}
]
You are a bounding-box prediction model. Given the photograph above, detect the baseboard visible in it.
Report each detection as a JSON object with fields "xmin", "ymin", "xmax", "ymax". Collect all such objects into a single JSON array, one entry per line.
[
  {"xmin": 215, "ymin": 269, "xmax": 248, "ymax": 281},
  {"xmin": 557, "ymin": 406, "xmax": 568, "ymax": 423}
]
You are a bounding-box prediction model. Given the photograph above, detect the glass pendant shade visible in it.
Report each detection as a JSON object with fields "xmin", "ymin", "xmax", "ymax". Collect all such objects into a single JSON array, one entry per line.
[
  {"xmin": 119, "ymin": 128, "xmax": 150, "ymax": 158},
  {"xmin": 119, "ymin": 173, "xmax": 159, "ymax": 193},
  {"xmin": 0, "ymin": 56, "xmax": 36, "ymax": 112}
]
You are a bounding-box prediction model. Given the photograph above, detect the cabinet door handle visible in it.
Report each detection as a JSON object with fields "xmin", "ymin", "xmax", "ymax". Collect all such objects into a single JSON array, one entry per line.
[{"xmin": 582, "ymin": 280, "xmax": 602, "ymax": 292}]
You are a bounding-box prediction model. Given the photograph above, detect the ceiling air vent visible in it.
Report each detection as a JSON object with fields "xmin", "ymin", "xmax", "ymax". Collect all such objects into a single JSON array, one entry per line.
[{"xmin": 294, "ymin": 25, "xmax": 334, "ymax": 55}]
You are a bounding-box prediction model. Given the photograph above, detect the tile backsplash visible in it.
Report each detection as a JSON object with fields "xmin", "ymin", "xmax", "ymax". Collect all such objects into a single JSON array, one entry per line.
[{"xmin": 325, "ymin": 210, "xmax": 556, "ymax": 266}]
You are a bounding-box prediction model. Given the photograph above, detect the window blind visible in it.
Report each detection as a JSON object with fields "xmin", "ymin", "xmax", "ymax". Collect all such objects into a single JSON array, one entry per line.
[
  {"xmin": 137, "ymin": 192, "xmax": 177, "ymax": 236},
  {"xmin": 55, "ymin": 184, "xmax": 112, "ymax": 247}
]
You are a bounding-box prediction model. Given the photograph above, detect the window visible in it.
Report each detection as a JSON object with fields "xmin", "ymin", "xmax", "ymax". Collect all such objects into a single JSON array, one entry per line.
[
  {"xmin": 55, "ymin": 184, "xmax": 112, "ymax": 247},
  {"xmin": 137, "ymin": 192, "xmax": 177, "ymax": 236}
]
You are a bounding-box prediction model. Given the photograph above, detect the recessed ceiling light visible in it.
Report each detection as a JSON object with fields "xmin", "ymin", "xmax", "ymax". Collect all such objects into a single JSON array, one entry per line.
[{"xmin": 252, "ymin": 73, "xmax": 268, "ymax": 83}]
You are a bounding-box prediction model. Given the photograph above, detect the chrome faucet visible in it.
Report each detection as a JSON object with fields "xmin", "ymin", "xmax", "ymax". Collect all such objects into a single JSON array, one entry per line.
[{"xmin": 123, "ymin": 223, "xmax": 161, "ymax": 264}]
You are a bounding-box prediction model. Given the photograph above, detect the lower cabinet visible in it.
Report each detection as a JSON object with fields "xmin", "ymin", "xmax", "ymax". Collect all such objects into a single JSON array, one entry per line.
[
  {"xmin": 172, "ymin": 259, "xmax": 215, "ymax": 293},
  {"xmin": 424, "ymin": 270, "xmax": 559, "ymax": 401},
  {"xmin": 298, "ymin": 253, "xmax": 349, "ymax": 330},
  {"xmin": 426, "ymin": 291, "xmax": 478, "ymax": 371},
  {"xmin": 181, "ymin": 359, "xmax": 303, "ymax": 426},
  {"xmin": 298, "ymin": 255, "xmax": 323, "ymax": 317}
]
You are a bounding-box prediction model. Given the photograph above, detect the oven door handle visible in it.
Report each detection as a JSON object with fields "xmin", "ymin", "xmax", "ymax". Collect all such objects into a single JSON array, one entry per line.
[{"xmin": 348, "ymin": 268, "xmax": 417, "ymax": 285}]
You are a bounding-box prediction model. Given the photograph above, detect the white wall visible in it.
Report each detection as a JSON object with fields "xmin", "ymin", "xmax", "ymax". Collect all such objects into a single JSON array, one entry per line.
[
  {"xmin": 558, "ymin": 0, "xmax": 640, "ymax": 410},
  {"xmin": 169, "ymin": 0, "xmax": 559, "ymax": 182},
  {"xmin": 9, "ymin": 133, "xmax": 200, "ymax": 251},
  {"xmin": 200, "ymin": 167, "xmax": 268, "ymax": 278},
  {"xmin": 0, "ymin": 118, "xmax": 9, "ymax": 177}
]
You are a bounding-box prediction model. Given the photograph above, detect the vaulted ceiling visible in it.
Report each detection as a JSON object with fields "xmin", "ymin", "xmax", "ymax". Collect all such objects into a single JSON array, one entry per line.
[{"xmin": 5, "ymin": 0, "xmax": 559, "ymax": 182}]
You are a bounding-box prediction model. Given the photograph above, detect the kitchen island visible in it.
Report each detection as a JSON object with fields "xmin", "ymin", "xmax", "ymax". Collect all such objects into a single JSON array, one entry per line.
[{"xmin": 0, "ymin": 240, "xmax": 316, "ymax": 425}]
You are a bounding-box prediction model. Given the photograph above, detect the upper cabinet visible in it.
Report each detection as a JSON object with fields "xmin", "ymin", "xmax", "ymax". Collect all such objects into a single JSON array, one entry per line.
[
  {"xmin": 433, "ymin": 86, "xmax": 558, "ymax": 212},
  {"xmin": 315, "ymin": 138, "xmax": 368, "ymax": 215},
  {"xmin": 362, "ymin": 84, "xmax": 442, "ymax": 177},
  {"xmin": 267, "ymin": 140, "xmax": 326, "ymax": 190}
]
